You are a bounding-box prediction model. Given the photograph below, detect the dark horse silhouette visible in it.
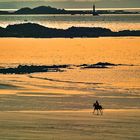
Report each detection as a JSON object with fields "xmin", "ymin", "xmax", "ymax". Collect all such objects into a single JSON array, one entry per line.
[{"xmin": 93, "ymin": 101, "xmax": 103, "ymax": 115}]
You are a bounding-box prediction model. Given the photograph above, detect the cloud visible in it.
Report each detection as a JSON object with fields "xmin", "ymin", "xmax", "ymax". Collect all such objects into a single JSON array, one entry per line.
[
  {"xmin": 0, "ymin": 0, "xmax": 139, "ymax": 9},
  {"xmin": 0, "ymin": 0, "xmax": 100, "ymax": 2}
]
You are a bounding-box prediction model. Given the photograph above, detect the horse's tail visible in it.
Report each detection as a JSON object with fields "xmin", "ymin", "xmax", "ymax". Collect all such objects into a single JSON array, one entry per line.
[{"xmin": 100, "ymin": 105, "xmax": 103, "ymax": 109}]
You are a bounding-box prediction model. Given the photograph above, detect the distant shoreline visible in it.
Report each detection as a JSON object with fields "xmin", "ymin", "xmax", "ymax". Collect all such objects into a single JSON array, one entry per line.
[
  {"xmin": 0, "ymin": 6, "xmax": 140, "ymax": 15},
  {"xmin": 0, "ymin": 23, "xmax": 140, "ymax": 38},
  {"xmin": 1, "ymin": 7, "xmax": 140, "ymax": 12}
]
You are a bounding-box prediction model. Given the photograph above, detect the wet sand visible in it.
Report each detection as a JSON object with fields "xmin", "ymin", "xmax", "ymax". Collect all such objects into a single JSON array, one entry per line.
[{"xmin": 0, "ymin": 110, "xmax": 140, "ymax": 140}]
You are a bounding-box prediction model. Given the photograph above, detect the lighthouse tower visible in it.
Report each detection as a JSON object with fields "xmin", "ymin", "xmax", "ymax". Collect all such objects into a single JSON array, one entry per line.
[
  {"xmin": 92, "ymin": 4, "xmax": 98, "ymax": 16},
  {"xmin": 93, "ymin": 4, "xmax": 96, "ymax": 14}
]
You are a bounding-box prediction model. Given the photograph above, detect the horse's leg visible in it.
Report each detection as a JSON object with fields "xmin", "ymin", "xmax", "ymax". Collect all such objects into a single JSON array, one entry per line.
[
  {"xmin": 101, "ymin": 109, "xmax": 103, "ymax": 115},
  {"xmin": 93, "ymin": 108, "xmax": 95, "ymax": 114},
  {"xmin": 97, "ymin": 109, "xmax": 99, "ymax": 115},
  {"xmin": 100, "ymin": 109, "xmax": 103, "ymax": 115}
]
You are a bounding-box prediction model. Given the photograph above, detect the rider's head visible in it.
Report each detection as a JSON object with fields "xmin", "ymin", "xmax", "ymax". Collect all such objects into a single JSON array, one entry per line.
[{"xmin": 96, "ymin": 100, "xmax": 98, "ymax": 103}]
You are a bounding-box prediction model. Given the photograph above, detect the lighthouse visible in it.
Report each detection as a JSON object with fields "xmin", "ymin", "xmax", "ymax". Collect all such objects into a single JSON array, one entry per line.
[
  {"xmin": 93, "ymin": 4, "xmax": 96, "ymax": 14},
  {"xmin": 92, "ymin": 4, "xmax": 98, "ymax": 16}
]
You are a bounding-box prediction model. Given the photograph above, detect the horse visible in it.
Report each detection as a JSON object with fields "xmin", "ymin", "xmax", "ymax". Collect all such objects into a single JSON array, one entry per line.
[{"xmin": 93, "ymin": 103, "xmax": 103, "ymax": 115}]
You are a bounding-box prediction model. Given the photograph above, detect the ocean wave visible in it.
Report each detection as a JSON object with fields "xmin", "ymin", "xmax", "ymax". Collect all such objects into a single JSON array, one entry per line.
[{"xmin": 28, "ymin": 75, "xmax": 102, "ymax": 85}]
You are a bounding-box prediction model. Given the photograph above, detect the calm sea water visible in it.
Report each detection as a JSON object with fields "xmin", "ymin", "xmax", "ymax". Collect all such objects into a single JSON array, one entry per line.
[
  {"xmin": 0, "ymin": 14, "xmax": 140, "ymax": 31},
  {"xmin": 0, "ymin": 38, "xmax": 140, "ymax": 110}
]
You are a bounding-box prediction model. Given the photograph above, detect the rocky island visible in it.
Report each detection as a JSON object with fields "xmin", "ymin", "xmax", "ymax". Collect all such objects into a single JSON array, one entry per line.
[{"xmin": 0, "ymin": 23, "xmax": 140, "ymax": 38}]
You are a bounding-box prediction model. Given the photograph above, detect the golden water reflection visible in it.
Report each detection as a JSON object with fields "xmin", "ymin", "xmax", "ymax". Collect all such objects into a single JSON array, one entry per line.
[{"xmin": 0, "ymin": 37, "xmax": 140, "ymax": 66}]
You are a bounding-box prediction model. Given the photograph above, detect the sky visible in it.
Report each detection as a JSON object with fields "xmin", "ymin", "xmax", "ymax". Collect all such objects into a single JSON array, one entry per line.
[{"xmin": 0, "ymin": 0, "xmax": 140, "ymax": 9}]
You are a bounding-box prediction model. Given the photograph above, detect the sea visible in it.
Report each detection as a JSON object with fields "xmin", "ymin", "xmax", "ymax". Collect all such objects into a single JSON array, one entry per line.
[
  {"xmin": 0, "ymin": 14, "xmax": 140, "ymax": 31},
  {"xmin": 0, "ymin": 13, "xmax": 140, "ymax": 111}
]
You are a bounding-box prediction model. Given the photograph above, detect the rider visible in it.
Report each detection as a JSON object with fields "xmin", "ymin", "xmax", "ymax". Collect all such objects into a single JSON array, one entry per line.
[
  {"xmin": 95, "ymin": 100, "xmax": 99, "ymax": 106},
  {"xmin": 93, "ymin": 100, "xmax": 102, "ymax": 115},
  {"xmin": 93, "ymin": 100, "xmax": 100, "ymax": 108}
]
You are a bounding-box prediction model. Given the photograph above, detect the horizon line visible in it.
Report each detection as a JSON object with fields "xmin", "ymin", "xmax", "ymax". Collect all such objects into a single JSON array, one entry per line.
[{"xmin": 0, "ymin": 7, "xmax": 140, "ymax": 12}]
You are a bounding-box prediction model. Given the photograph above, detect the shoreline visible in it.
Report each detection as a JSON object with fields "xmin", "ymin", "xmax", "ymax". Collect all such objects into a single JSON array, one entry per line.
[
  {"xmin": 1, "ymin": 36, "xmax": 140, "ymax": 39},
  {"xmin": 0, "ymin": 36, "xmax": 140, "ymax": 40},
  {"xmin": 0, "ymin": 23, "xmax": 140, "ymax": 38}
]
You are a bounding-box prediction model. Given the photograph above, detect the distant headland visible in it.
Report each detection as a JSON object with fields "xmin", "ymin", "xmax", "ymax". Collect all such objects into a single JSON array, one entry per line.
[
  {"xmin": 0, "ymin": 23, "xmax": 139, "ymax": 38},
  {"xmin": 0, "ymin": 5, "xmax": 139, "ymax": 15}
]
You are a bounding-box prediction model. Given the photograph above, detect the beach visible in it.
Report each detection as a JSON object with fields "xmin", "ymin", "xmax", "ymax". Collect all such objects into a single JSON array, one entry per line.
[
  {"xmin": 0, "ymin": 110, "xmax": 140, "ymax": 140},
  {"xmin": 0, "ymin": 37, "xmax": 140, "ymax": 139}
]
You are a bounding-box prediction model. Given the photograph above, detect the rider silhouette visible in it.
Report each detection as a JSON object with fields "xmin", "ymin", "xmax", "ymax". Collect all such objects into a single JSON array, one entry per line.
[
  {"xmin": 93, "ymin": 100, "xmax": 103, "ymax": 115},
  {"xmin": 95, "ymin": 100, "xmax": 99, "ymax": 106},
  {"xmin": 93, "ymin": 100, "xmax": 99, "ymax": 108}
]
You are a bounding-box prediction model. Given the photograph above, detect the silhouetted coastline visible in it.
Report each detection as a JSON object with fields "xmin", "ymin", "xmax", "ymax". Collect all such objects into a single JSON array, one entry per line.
[
  {"xmin": 0, "ymin": 23, "xmax": 140, "ymax": 38},
  {"xmin": 0, "ymin": 6, "xmax": 139, "ymax": 15},
  {"xmin": 14, "ymin": 6, "xmax": 67, "ymax": 14}
]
